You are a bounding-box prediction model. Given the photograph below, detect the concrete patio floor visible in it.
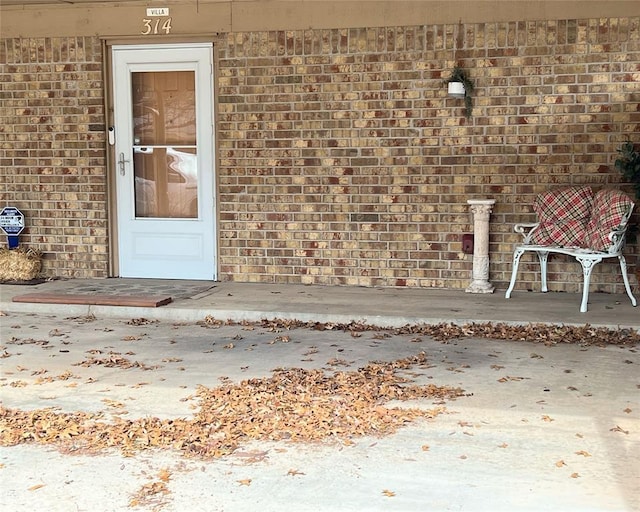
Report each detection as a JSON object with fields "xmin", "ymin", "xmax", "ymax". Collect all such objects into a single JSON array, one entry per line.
[
  {"xmin": 0, "ymin": 280, "xmax": 639, "ymax": 511},
  {"xmin": 1, "ymin": 277, "xmax": 639, "ymax": 329}
]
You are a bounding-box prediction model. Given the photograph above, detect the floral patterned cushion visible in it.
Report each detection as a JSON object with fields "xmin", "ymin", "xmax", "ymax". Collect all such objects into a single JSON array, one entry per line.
[
  {"xmin": 529, "ymin": 186, "xmax": 593, "ymax": 247},
  {"xmin": 583, "ymin": 189, "xmax": 634, "ymax": 251}
]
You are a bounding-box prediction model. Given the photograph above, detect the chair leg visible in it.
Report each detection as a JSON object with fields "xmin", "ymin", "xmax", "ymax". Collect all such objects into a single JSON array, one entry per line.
[
  {"xmin": 618, "ymin": 254, "xmax": 637, "ymax": 307},
  {"xmin": 505, "ymin": 248, "xmax": 525, "ymax": 299},
  {"xmin": 576, "ymin": 256, "xmax": 601, "ymax": 313},
  {"xmin": 538, "ymin": 251, "xmax": 549, "ymax": 292}
]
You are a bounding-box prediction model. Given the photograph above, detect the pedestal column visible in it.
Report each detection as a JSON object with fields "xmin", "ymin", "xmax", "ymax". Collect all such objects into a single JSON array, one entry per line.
[{"xmin": 466, "ymin": 199, "xmax": 496, "ymax": 294}]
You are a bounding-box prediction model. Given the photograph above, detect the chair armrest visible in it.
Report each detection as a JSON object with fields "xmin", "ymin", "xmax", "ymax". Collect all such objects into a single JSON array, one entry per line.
[
  {"xmin": 606, "ymin": 225, "xmax": 630, "ymax": 254},
  {"xmin": 513, "ymin": 223, "xmax": 539, "ymax": 243}
]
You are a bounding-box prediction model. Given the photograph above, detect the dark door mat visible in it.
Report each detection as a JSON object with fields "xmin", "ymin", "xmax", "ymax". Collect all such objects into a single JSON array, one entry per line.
[
  {"xmin": 1, "ymin": 278, "xmax": 49, "ymax": 285},
  {"xmin": 12, "ymin": 293, "xmax": 173, "ymax": 307}
]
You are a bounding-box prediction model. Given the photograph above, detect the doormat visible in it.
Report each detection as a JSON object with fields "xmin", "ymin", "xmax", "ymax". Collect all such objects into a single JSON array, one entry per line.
[
  {"xmin": 12, "ymin": 293, "xmax": 172, "ymax": 307},
  {"xmin": 0, "ymin": 278, "xmax": 49, "ymax": 286}
]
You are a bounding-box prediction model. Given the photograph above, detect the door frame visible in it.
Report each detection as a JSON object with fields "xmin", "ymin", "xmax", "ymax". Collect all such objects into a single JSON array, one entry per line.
[{"xmin": 104, "ymin": 40, "xmax": 218, "ymax": 280}]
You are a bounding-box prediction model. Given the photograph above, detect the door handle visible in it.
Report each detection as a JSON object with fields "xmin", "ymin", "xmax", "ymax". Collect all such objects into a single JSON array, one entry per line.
[{"xmin": 118, "ymin": 152, "xmax": 130, "ymax": 176}]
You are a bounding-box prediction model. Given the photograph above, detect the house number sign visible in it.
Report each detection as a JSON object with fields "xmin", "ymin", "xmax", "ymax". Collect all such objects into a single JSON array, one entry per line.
[{"xmin": 142, "ymin": 8, "xmax": 172, "ymax": 35}]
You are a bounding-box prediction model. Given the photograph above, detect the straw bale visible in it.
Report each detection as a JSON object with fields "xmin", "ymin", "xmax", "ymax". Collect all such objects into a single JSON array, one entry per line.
[{"xmin": 0, "ymin": 248, "xmax": 42, "ymax": 281}]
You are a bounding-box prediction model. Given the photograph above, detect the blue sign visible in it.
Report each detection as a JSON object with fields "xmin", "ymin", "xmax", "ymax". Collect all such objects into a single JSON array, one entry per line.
[
  {"xmin": 0, "ymin": 207, "xmax": 25, "ymax": 248},
  {"xmin": 0, "ymin": 207, "xmax": 24, "ymax": 235}
]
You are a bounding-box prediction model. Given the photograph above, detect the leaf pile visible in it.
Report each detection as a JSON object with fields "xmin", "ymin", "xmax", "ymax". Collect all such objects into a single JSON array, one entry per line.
[
  {"xmin": 194, "ymin": 352, "xmax": 457, "ymax": 445},
  {"xmin": 258, "ymin": 319, "xmax": 640, "ymax": 347},
  {"xmin": 0, "ymin": 353, "xmax": 462, "ymax": 459},
  {"xmin": 73, "ymin": 354, "xmax": 160, "ymax": 371}
]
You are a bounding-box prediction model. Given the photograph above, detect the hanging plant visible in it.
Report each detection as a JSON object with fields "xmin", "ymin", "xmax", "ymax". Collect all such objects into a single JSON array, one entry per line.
[
  {"xmin": 614, "ymin": 141, "xmax": 640, "ymax": 245},
  {"xmin": 446, "ymin": 66, "xmax": 474, "ymax": 119},
  {"xmin": 615, "ymin": 141, "xmax": 640, "ymax": 201}
]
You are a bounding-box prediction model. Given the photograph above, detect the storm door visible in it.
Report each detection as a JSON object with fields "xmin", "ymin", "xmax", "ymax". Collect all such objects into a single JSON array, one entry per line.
[{"xmin": 111, "ymin": 44, "xmax": 215, "ymax": 279}]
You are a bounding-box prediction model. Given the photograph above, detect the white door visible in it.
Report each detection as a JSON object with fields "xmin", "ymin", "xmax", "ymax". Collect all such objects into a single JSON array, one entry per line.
[{"xmin": 112, "ymin": 44, "xmax": 216, "ymax": 280}]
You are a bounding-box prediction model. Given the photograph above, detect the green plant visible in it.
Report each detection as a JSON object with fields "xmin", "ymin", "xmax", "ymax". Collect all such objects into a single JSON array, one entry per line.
[
  {"xmin": 446, "ymin": 66, "xmax": 474, "ymax": 119},
  {"xmin": 615, "ymin": 141, "xmax": 640, "ymax": 201},
  {"xmin": 615, "ymin": 141, "xmax": 640, "ymax": 245}
]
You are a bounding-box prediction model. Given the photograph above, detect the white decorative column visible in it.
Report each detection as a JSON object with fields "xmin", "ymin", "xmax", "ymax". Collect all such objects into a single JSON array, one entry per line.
[{"xmin": 466, "ymin": 199, "xmax": 496, "ymax": 294}]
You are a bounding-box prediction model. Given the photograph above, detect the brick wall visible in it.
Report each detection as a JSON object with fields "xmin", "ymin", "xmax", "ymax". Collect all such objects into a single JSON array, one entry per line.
[
  {"xmin": 0, "ymin": 37, "xmax": 108, "ymax": 278},
  {"xmin": 216, "ymin": 18, "xmax": 640, "ymax": 292},
  {"xmin": 1, "ymin": 17, "xmax": 639, "ymax": 293}
]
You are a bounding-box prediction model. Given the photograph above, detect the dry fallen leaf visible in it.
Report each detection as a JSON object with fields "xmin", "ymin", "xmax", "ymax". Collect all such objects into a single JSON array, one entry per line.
[
  {"xmin": 421, "ymin": 445, "xmax": 430, "ymax": 451},
  {"xmin": 287, "ymin": 469, "xmax": 305, "ymax": 477},
  {"xmin": 126, "ymin": 318, "xmax": 157, "ymax": 326},
  {"xmin": 129, "ymin": 480, "xmax": 170, "ymax": 508},
  {"xmin": 382, "ymin": 489, "xmax": 395, "ymax": 497},
  {"xmin": 325, "ymin": 358, "xmax": 350, "ymax": 367},
  {"xmin": 121, "ymin": 335, "xmax": 143, "ymax": 342},
  {"xmin": 541, "ymin": 415, "xmax": 554, "ymax": 422},
  {"xmin": 28, "ymin": 484, "xmax": 45, "ymax": 491},
  {"xmin": 555, "ymin": 460, "xmax": 566, "ymax": 468},
  {"xmin": 575, "ymin": 450, "xmax": 591, "ymax": 457},
  {"xmin": 237, "ymin": 479, "xmax": 252, "ymax": 486},
  {"xmin": 158, "ymin": 468, "xmax": 172, "ymax": 482},
  {"xmin": 497, "ymin": 376, "xmax": 525, "ymax": 383},
  {"xmin": 102, "ymin": 399, "xmax": 125, "ymax": 409},
  {"xmin": 570, "ymin": 473, "xmax": 580, "ymax": 478},
  {"xmin": 610, "ymin": 425, "xmax": 629, "ymax": 435}
]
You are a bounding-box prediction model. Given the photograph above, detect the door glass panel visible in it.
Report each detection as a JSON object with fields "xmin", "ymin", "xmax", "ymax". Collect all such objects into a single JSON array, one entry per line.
[{"xmin": 132, "ymin": 71, "xmax": 198, "ymax": 218}]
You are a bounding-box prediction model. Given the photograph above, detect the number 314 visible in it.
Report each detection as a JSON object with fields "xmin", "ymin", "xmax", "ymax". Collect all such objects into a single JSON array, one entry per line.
[{"xmin": 141, "ymin": 18, "xmax": 172, "ymax": 35}]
